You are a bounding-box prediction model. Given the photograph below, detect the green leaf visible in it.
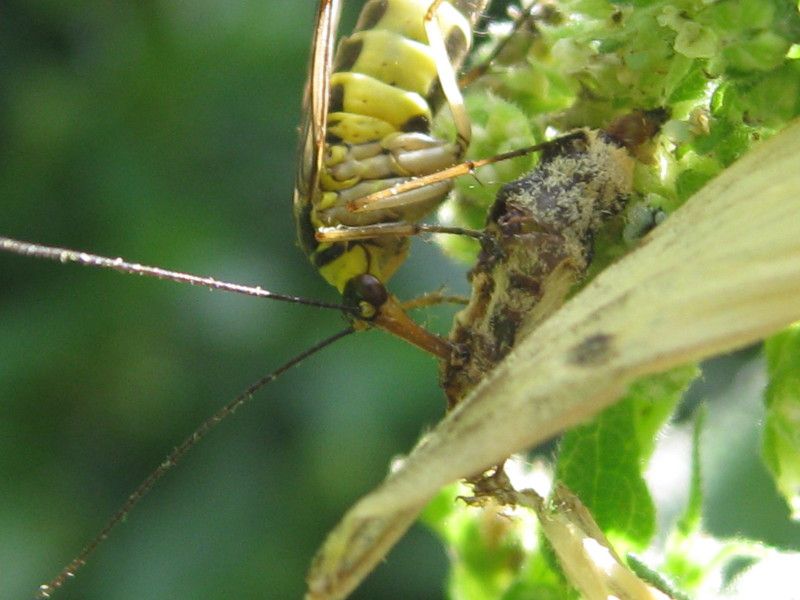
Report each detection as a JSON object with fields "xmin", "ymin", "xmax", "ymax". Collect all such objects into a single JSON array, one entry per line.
[
  {"xmin": 659, "ymin": 409, "xmax": 731, "ymax": 593},
  {"xmin": 556, "ymin": 366, "xmax": 698, "ymax": 551},
  {"xmin": 763, "ymin": 324, "xmax": 800, "ymax": 519},
  {"xmin": 499, "ymin": 552, "xmax": 575, "ymax": 600},
  {"xmin": 557, "ymin": 398, "xmax": 657, "ymax": 550},
  {"xmin": 626, "ymin": 554, "xmax": 691, "ymax": 600}
]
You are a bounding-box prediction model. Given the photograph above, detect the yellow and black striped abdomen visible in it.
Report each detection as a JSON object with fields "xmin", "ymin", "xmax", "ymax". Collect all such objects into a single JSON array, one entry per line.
[
  {"xmin": 294, "ymin": 0, "xmax": 486, "ymax": 294},
  {"xmin": 330, "ymin": 0, "xmax": 469, "ymax": 134}
]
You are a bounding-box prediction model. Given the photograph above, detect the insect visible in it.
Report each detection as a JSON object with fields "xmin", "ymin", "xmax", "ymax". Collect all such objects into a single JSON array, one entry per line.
[
  {"xmin": 1, "ymin": 1, "xmax": 530, "ymax": 598},
  {"xmin": 443, "ymin": 109, "xmax": 669, "ymax": 407},
  {"xmin": 293, "ymin": 0, "xmax": 491, "ymax": 358}
]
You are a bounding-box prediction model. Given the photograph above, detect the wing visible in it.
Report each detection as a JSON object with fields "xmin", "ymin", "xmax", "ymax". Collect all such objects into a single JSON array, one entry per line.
[{"xmin": 293, "ymin": 0, "xmax": 341, "ymax": 212}]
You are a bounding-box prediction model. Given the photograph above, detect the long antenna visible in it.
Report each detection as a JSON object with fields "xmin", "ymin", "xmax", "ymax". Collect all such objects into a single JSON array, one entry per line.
[
  {"xmin": 36, "ymin": 325, "xmax": 355, "ymax": 599},
  {"xmin": 0, "ymin": 236, "xmax": 354, "ymax": 313}
]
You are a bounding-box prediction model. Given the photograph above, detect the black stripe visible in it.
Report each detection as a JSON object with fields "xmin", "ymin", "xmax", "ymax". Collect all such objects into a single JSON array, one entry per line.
[
  {"xmin": 329, "ymin": 83, "xmax": 344, "ymax": 113},
  {"xmin": 334, "ymin": 37, "xmax": 363, "ymax": 73},
  {"xmin": 296, "ymin": 202, "xmax": 319, "ymax": 256},
  {"xmin": 400, "ymin": 114, "xmax": 430, "ymax": 133},
  {"xmin": 355, "ymin": 0, "xmax": 388, "ymax": 32},
  {"xmin": 312, "ymin": 242, "xmax": 347, "ymax": 268}
]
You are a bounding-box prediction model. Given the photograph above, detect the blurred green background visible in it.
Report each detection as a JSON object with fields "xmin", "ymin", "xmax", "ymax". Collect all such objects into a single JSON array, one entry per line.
[
  {"xmin": 1, "ymin": 1, "xmax": 798, "ymax": 599},
  {"xmin": 1, "ymin": 1, "xmax": 469, "ymax": 598}
]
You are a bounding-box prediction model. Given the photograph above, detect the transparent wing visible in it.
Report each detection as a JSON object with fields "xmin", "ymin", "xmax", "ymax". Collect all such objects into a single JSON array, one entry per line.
[{"xmin": 294, "ymin": 0, "xmax": 341, "ymax": 205}]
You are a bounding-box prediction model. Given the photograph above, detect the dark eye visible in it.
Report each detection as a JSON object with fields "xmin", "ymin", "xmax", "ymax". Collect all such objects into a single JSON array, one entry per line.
[{"xmin": 343, "ymin": 274, "xmax": 388, "ymax": 320}]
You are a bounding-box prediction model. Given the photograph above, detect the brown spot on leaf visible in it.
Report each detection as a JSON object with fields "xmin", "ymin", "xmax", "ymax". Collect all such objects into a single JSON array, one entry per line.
[{"xmin": 569, "ymin": 333, "xmax": 615, "ymax": 366}]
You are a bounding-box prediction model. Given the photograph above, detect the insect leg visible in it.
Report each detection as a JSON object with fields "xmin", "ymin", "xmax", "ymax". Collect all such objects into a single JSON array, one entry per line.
[
  {"xmin": 401, "ymin": 290, "xmax": 469, "ymax": 311},
  {"xmin": 347, "ymin": 140, "xmax": 553, "ymax": 212},
  {"xmin": 315, "ymin": 222, "xmax": 485, "ymax": 243}
]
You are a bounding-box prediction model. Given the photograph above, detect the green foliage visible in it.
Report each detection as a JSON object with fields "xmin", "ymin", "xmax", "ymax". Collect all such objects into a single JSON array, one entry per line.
[
  {"xmin": 556, "ymin": 367, "xmax": 699, "ymax": 552},
  {"xmin": 763, "ymin": 325, "xmax": 800, "ymax": 519},
  {"xmin": 441, "ymin": 0, "xmax": 800, "ymax": 263},
  {"xmin": 422, "ymin": 482, "xmax": 578, "ymax": 599},
  {"xmin": 423, "ymin": 485, "xmax": 531, "ymax": 599}
]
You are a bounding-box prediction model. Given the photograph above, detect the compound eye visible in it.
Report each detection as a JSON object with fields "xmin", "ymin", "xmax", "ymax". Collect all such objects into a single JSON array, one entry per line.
[{"xmin": 343, "ymin": 274, "xmax": 389, "ymax": 320}]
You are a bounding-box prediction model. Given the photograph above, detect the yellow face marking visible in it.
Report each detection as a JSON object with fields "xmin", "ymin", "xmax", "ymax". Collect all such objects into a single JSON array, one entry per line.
[{"xmin": 318, "ymin": 244, "xmax": 370, "ymax": 293}]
